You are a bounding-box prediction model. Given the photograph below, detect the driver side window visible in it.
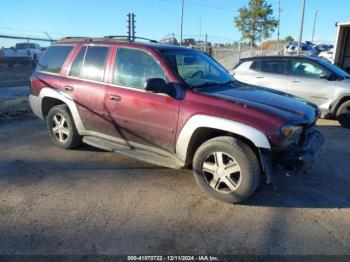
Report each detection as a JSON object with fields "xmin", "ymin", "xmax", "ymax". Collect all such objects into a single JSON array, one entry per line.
[
  {"xmin": 290, "ymin": 60, "xmax": 328, "ymax": 78},
  {"xmin": 114, "ymin": 48, "xmax": 165, "ymax": 90}
]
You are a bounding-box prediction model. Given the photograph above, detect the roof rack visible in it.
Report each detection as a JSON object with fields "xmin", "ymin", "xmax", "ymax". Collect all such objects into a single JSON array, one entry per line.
[
  {"xmin": 103, "ymin": 35, "xmax": 158, "ymax": 43},
  {"xmin": 57, "ymin": 37, "xmax": 93, "ymax": 43}
]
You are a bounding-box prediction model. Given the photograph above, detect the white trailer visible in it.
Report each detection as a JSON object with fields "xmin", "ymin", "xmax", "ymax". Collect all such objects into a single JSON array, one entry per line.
[{"xmin": 333, "ymin": 22, "xmax": 350, "ymax": 73}]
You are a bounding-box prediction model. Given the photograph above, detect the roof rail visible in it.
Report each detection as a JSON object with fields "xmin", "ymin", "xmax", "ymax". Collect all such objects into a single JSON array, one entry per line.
[
  {"xmin": 104, "ymin": 35, "xmax": 158, "ymax": 43},
  {"xmin": 57, "ymin": 36, "xmax": 93, "ymax": 43}
]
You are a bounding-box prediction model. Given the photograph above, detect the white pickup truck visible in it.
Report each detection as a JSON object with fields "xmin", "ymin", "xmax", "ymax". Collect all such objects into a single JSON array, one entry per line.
[{"xmin": 0, "ymin": 43, "xmax": 43, "ymax": 67}]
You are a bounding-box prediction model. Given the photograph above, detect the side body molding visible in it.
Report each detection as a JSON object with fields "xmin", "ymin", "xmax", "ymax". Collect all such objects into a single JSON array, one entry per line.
[
  {"xmin": 175, "ymin": 115, "xmax": 271, "ymax": 162},
  {"xmin": 29, "ymin": 87, "xmax": 86, "ymax": 131}
]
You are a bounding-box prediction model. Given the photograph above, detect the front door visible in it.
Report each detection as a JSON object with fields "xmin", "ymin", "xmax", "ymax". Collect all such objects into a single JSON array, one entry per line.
[
  {"xmin": 105, "ymin": 47, "xmax": 180, "ymax": 153},
  {"xmin": 287, "ymin": 59, "xmax": 332, "ymax": 106}
]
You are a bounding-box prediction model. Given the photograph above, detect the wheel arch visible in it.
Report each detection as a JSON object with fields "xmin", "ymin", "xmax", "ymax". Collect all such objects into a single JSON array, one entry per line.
[
  {"xmin": 331, "ymin": 95, "xmax": 350, "ymax": 116},
  {"xmin": 182, "ymin": 127, "xmax": 262, "ymax": 168},
  {"xmin": 41, "ymin": 97, "xmax": 65, "ymax": 119},
  {"xmin": 176, "ymin": 115, "xmax": 271, "ymax": 164},
  {"xmin": 37, "ymin": 87, "xmax": 85, "ymax": 131}
]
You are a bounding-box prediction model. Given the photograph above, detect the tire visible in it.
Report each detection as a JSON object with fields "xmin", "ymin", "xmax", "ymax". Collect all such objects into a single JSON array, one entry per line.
[
  {"xmin": 192, "ymin": 136, "xmax": 260, "ymax": 204},
  {"xmin": 337, "ymin": 100, "xmax": 350, "ymax": 128},
  {"xmin": 46, "ymin": 104, "xmax": 82, "ymax": 149}
]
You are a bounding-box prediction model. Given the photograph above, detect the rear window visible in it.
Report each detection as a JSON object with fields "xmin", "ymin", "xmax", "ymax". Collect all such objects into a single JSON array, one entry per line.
[
  {"xmin": 250, "ymin": 61, "xmax": 260, "ymax": 71},
  {"xmin": 260, "ymin": 60, "xmax": 287, "ymax": 75},
  {"xmin": 69, "ymin": 47, "xmax": 87, "ymax": 78},
  {"xmin": 37, "ymin": 45, "xmax": 73, "ymax": 74},
  {"xmin": 81, "ymin": 46, "xmax": 109, "ymax": 82}
]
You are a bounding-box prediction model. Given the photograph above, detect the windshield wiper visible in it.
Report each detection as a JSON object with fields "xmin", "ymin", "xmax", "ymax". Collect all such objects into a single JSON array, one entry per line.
[
  {"xmin": 219, "ymin": 80, "xmax": 237, "ymax": 85},
  {"xmin": 191, "ymin": 80, "xmax": 238, "ymax": 89},
  {"xmin": 190, "ymin": 81, "xmax": 220, "ymax": 89}
]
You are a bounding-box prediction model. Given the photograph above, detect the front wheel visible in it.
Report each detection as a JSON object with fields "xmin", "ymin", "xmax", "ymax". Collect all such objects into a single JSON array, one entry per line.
[
  {"xmin": 46, "ymin": 105, "xmax": 82, "ymax": 149},
  {"xmin": 337, "ymin": 100, "xmax": 350, "ymax": 128},
  {"xmin": 192, "ymin": 136, "xmax": 260, "ymax": 204}
]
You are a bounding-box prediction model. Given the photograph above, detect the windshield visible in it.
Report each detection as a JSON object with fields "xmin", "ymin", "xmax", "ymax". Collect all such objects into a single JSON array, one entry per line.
[
  {"xmin": 317, "ymin": 59, "xmax": 350, "ymax": 79},
  {"xmin": 160, "ymin": 48, "xmax": 234, "ymax": 88}
]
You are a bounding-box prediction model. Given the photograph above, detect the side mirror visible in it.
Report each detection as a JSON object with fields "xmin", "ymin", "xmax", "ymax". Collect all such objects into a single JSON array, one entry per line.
[
  {"xmin": 144, "ymin": 78, "xmax": 168, "ymax": 94},
  {"xmin": 320, "ymin": 73, "xmax": 336, "ymax": 81}
]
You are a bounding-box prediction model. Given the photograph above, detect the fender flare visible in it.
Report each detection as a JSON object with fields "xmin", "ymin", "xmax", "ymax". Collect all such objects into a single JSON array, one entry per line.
[
  {"xmin": 175, "ymin": 115, "xmax": 271, "ymax": 162},
  {"xmin": 34, "ymin": 87, "xmax": 85, "ymax": 131}
]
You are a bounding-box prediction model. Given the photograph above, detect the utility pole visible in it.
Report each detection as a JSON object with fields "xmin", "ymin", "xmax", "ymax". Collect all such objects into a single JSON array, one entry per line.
[
  {"xmin": 311, "ymin": 9, "xmax": 318, "ymax": 43},
  {"xmin": 277, "ymin": 0, "xmax": 282, "ymax": 51},
  {"xmin": 199, "ymin": 18, "xmax": 202, "ymax": 42},
  {"xmin": 127, "ymin": 13, "xmax": 136, "ymax": 41},
  {"xmin": 297, "ymin": 0, "xmax": 306, "ymax": 55},
  {"xmin": 180, "ymin": 0, "xmax": 184, "ymax": 45}
]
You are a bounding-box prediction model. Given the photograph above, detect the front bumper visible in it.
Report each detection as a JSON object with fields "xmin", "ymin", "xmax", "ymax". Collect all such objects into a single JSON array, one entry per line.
[{"xmin": 277, "ymin": 130, "xmax": 325, "ymax": 171}]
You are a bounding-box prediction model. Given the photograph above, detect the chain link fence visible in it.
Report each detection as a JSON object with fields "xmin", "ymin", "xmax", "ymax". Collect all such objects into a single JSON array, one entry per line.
[
  {"xmin": 0, "ymin": 33, "xmax": 55, "ymax": 87},
  {"xmin": 161, "ymin": 33, "xmax": 284, "ymax": 70},
  {"xmin": 0, "ymin": 32, "xmax": 285, "ymax": 88}
]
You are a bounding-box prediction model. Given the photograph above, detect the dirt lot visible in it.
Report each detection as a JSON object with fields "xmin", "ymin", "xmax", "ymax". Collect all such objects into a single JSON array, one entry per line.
[{"xmin": 0, "ymin": 114, "xmax": 349, "ymax": 255}]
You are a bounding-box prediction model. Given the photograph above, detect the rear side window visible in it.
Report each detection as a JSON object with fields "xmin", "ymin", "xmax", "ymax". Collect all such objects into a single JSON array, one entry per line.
[
  {"xmin": 37, "ymin": 45, "xmax": 73, "ymax": 74},
  {"xmin": 250, "ymin": 61, "xmax": 260, "ymax": 71},
  {"xmin": 81, "ymin": 46, "xmax": 109, "ymax": 82},
  {"xmin": 114, "ymin": 48, "xmax": 165, "ymax": 90},
  {"xmin": 260, "ymin": 60, "xmax": 286, "ymax": 75},
  {"xmin": 69, "ymin": 47, "xmax": 87, "ymax": 78}
]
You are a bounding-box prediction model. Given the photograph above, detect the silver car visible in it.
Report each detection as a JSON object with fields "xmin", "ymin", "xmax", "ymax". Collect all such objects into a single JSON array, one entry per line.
[{"xmin": 233, "ymin": 56, "xmax": 350, "ymax": 128}]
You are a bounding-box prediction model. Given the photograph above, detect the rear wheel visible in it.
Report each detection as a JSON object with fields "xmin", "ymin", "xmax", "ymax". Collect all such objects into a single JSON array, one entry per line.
[
  {"xmin": 337, "ymin": 100, "xmax": 350, "ymax": 128},
  {"xmin": 46, "ymin": 105, "xmax": 82, "ymax": 149},
  {"xmin": 192, "ymin": 136, "xmax": 260, "ymax": 204}
]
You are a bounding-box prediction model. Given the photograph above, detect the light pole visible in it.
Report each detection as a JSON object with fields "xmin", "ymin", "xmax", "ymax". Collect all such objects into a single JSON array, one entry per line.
[
  {"xmin": 297, "ymin": 0, "xmax": 306, "ymax": 55},
  {"xmin": 311, "ymin": 9, "xmax": 318, "ymax": 43},
  {"xmin": 180, "ymin": 0, "xmax": 184, "ymax": 46},
  {"xmin": 277, "ymin": 0, "xmax": 282, "ymax": 51}
]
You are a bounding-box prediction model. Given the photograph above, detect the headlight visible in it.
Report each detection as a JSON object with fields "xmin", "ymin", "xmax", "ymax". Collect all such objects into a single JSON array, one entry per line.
[{"xmin": 280, "ymin": 125, "xmax": 303, "ymax": 147}]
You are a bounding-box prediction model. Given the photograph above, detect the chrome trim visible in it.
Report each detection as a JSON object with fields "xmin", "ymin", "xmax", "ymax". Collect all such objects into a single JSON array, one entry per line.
[{"xmin": 175, "ymin": 115, "xmax": 271, "ymax": 162}]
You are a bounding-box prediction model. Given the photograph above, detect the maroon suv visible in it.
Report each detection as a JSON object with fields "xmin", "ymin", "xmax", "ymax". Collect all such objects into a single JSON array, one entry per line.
[{"xmin": 29, "ymin": 36, "xmax": 325, "ymax": 203}]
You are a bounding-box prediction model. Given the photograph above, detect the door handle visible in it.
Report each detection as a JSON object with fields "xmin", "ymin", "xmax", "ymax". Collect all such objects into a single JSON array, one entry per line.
[
  {"xmin": 256, "ymin": 76, "xmax": 264, "ymax": 79},
  {"xmin": 292, "ymin": 80, "xmax": 301, "ymax": 83},
  {"xmin": 110, "ymin": 95, "xmax": 121, "ymax": 102},
  {"xmin": 64, "ymin": 85, "xmax": 74, "ymax": 91}
]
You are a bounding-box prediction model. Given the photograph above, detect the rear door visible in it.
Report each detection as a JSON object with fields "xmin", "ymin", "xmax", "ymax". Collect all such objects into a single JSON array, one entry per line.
[
  {"xmin": 234, "ymin": 60, "xmax": 263, "ymax": 86},
  {"xmin": 286, "ymin": 59, "xmax": 332, "ymax": 106},
  {"xmin": 65, "ymin": 44, "xmax": 112, "ymax": 133},
  {"xmin": 255, "ymin": 59, "xmax": 289, "ymax": 92},
  {"xmin": 104, "ymin": 47, "xmax": 180, "ymax": 153}
]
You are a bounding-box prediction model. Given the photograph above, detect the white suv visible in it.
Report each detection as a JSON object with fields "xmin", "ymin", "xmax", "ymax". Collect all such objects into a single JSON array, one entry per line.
[{"xmin": 233, "ymin": 56, "xmax": 350, "ymax": 128}]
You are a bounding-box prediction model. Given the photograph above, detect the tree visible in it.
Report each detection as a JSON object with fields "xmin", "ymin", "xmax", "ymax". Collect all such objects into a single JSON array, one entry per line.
[
  {"xmin": 234, "ymin": 0, "xmax": 278, "ymax": 47},
  {"xmin": 285, "ymin": 35, "xmax": 294, "ymax": 42}
]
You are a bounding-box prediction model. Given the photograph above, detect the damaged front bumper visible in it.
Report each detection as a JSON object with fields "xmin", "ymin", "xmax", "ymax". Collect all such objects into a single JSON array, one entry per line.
[{"xmin": 259, "ymin": 129, "xmax": 325, "ymax": 184}]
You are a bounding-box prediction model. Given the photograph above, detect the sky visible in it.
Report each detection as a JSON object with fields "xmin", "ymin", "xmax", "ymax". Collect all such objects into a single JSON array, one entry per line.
[{"xmin": 1, "ymin": 0, "xmax": 349, "ymax": 45}]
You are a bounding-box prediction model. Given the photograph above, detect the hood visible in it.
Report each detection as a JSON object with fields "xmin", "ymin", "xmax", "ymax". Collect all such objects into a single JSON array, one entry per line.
[{"xmin": 197, "ymin": 82, "xmax": 319, "ymax": 125}]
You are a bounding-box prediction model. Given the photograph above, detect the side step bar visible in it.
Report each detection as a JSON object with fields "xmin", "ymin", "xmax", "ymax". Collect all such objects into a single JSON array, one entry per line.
[{"xmin": 82, "ymin": 136, "xmax": 184, "ymax": 169}]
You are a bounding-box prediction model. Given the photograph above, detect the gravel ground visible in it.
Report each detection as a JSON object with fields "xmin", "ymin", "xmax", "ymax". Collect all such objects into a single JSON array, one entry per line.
[{"xmin": 0, "ymin": 114, "xmax": 349, "ymax": 256}]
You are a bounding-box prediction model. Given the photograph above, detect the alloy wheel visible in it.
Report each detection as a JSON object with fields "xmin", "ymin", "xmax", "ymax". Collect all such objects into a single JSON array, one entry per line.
[
  {"xmin": 202, "ymin": 152, "xmax": 242, "ymax": 193},
  {"xmin": 52, "ymin": 114, "xmax": 70, "ymax": 143}
]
